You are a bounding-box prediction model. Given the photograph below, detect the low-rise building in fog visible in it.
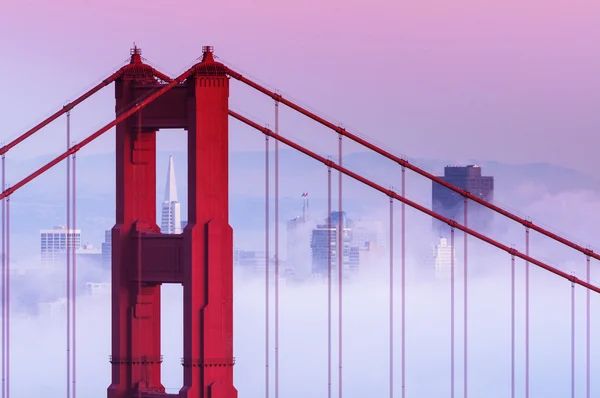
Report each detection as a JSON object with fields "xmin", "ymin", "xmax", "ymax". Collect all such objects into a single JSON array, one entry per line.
[
  {"xmin": 38, "ymin": 297, "xmax": 67, "ymax": 324},
  {"xmin": 84, "ymin": 282, "xmax": 110, "ymax": 297},
  {"xmin": 40, "ymin": 226, "xmax": 102, "ymax": 268},
  {"xmin": 40, "ymin": 225, "xmax": 81, "ymax": 265},
  {"xmin": 432, "ymin": 237, "xmax": 455, "ymax": 279},
  {"xmin": 234, "ymin": 248, "xmax": 270, "ymax": 272}
]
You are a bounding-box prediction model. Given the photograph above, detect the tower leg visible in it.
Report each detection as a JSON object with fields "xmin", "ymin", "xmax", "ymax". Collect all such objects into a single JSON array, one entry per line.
[{"xmin": 180, "ymin": 50, "xmax": 237, "ymax": 398}]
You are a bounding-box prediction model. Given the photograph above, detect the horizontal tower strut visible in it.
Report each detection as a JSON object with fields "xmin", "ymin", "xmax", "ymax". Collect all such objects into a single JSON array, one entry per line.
[
  {"xmin": 0, "ymin": 69, "xmax": 124, "ymax": 156},
  {"xmin": 225, "ymin": 67, "xmax": 599, "ymax": 262},
  {"xmin": 0, "ymin": 68, "xmax": 195, "ymax": 201},
  {"xmin": 229, "ymin": 110, "xmax": 600, "ymax": 295}
]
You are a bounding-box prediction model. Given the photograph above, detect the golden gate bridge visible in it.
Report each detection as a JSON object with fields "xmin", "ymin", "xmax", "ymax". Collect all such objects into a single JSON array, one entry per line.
[{"xmin": 0, "ymin": 45, "xmax": 597, "ymax": 398}]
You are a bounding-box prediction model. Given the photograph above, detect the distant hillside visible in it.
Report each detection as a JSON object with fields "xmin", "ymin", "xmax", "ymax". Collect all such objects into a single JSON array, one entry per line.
[{"xmin": 6, "ymin": 149, "xmax": 600, "ymax": 256}]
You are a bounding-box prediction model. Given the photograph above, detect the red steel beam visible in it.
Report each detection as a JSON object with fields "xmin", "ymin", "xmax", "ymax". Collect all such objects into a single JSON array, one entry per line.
[
  {"xmin": 0, "ymin": 69, "xmax": 124, "ymax": 156},
  {"xmin": 0, "ymin": 68, "xmax": 194, "ymax": 201},
  {"xmin": 226, "ymin": 67, "xmax": 599, "ymax": 262},
  {"xmin": 229, "ymin": 110, "xmax": 600, "ymax": 295},
  {"xmin": 153, "ymin": 70, "xmax": 174, "ymax": 83}
]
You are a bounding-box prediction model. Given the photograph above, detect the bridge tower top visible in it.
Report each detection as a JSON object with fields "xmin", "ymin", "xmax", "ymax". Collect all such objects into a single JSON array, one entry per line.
[
  {"xmin": 129, "ymin": 43, "xmax": 142, "ymax": 64},
  {"xmin": 201, "ymin": 45, "xmax": 215, "ymax": 62}
]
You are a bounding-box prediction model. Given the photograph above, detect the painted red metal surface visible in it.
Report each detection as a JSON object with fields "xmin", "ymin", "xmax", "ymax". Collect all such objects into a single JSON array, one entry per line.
[
  {"xmin": 108, "ymin": 47, "xmax": 237, "ymax": 398},
  {"xmin": 0, "ymin": 48, "xmax": 238, "ymax": 398},
  {"xmin": 0, "ymin": 47, "xmax": 597, "ymax": 398}
]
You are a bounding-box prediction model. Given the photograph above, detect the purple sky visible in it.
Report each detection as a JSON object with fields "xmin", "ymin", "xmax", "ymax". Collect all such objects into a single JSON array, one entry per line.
[{"xmin": 1, "ymin": 0, "xmax": 599, "ymax": 175}]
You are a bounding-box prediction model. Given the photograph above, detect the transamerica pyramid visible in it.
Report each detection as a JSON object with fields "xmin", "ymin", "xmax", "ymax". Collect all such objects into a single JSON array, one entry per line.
[{"xmin": 160, "ymin": 155, "xmax": 182, "ymax": 234}]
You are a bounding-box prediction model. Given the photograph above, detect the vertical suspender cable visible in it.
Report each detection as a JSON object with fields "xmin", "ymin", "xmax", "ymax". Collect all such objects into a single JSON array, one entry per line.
[
  {"xmin": 265, "ymin": 134, "xmax": 270, "ymax": 398},
  {"xmin": 586, "ymin": 255, "xmax": 590, "ymax": 398},
  {"xmin": 5, "ymin": 191, "xmax": 8, "ymax": 398},
  {"xmin": 463, "ymin": 199, "xmax": 468, "ymax": 398},
  {"xmin": 1, "ymin": 148, "xmax": 5, "ymax": 398},
  {"xmin": 571, "ymin": 273, "xmax": 575, "ymax": 398},
  {"xmin": 72, "ymin": 148, "xmax": 77, "ymax": 398},
  {"xmin": 525, "ymin": 228, "xmax": 530, "ymax": 398},
  {"xmin": 274, "ymin": 101, "xmax": 280, "ymax": 398},
  {"xmin": 66, "ymin": 109, "xmax": 72, "ymax": 398},
  {"xmin": 450, "ymin": 227, "xmax": 455, "ymax": 398},
  {"xmin": 511, "ymin": 252, "xmax": 515, "ymax": 398},
  {"xmin": 401, "ymin": 166, "xmax": 406, "ymax": 398},
  {"xmin": 337, "ymin": 134, "xmax": 343, "ymax": 398},
  {"xmin": 327, "ymin": 161, "xmax": 332, "ymax": 398},
  {"xmin": 389, "ymin": 194, "xmax": 394, "ymax": 398}
]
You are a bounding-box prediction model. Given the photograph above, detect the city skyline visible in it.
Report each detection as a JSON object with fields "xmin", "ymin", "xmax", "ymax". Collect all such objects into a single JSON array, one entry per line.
[{"xmin": 2, "ymin": 6, "xmax": 599, "ymax": 394}]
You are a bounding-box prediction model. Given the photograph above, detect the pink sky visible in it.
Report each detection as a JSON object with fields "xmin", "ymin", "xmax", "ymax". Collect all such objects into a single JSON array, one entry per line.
[{"xmin": 1, "ymin": 0, "xmax": 600, "ymax": 175}]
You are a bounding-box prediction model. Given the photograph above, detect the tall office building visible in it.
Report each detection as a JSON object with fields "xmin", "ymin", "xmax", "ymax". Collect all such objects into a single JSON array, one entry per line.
[
  {"xmin": 311, "ymin": 211, "xmax": 359, "ymax": 277},
  {"xmin": 161, "ymin": 155, "xmax": 182, "ymax": 234},
  {"xmin": 287, "ymin": 193, "xmax": 311, "ymax": 278},
  {"xmin": 432, "ymin": 165, "xmax": 494, "ymax": 237},
  {"xmin": 101, "ymin": 229, "xmax": 111, "ymax": 269},
  {"xmin": 40, "ymin": 226, "xmax": 81, "ymax": 266}
]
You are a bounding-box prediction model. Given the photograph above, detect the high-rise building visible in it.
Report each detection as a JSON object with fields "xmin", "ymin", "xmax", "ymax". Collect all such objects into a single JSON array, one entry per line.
[
  {"xmin": 432, "ymin": 237, "xmax": 455, "ymax": 279},
  {"xmin": 40, "ymin": 226, "xmax": 81, "ymax": 266},
  {"xmin": 432, "ymin": 165, "xmax": 494, "ymax": 237},
  {"xmin": 310, "ymin": 211, "xmax": 359, "ymax": 277},
  {"xmin": 161, "ymin": 155, "xmax": 182, "ymax": 234},
  {"xmin": 286, "ymin": 193, "xmax": 311, "ymax": 278},
  {"xmin": 101, "ymin": 229, "xmax": 111, "ymax": 269}
]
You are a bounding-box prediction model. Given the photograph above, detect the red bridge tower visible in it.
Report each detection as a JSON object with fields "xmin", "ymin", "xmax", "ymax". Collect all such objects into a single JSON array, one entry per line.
[{"xmin": 108, "ymin": 45, "xmax": 237, "ymax": 398}]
